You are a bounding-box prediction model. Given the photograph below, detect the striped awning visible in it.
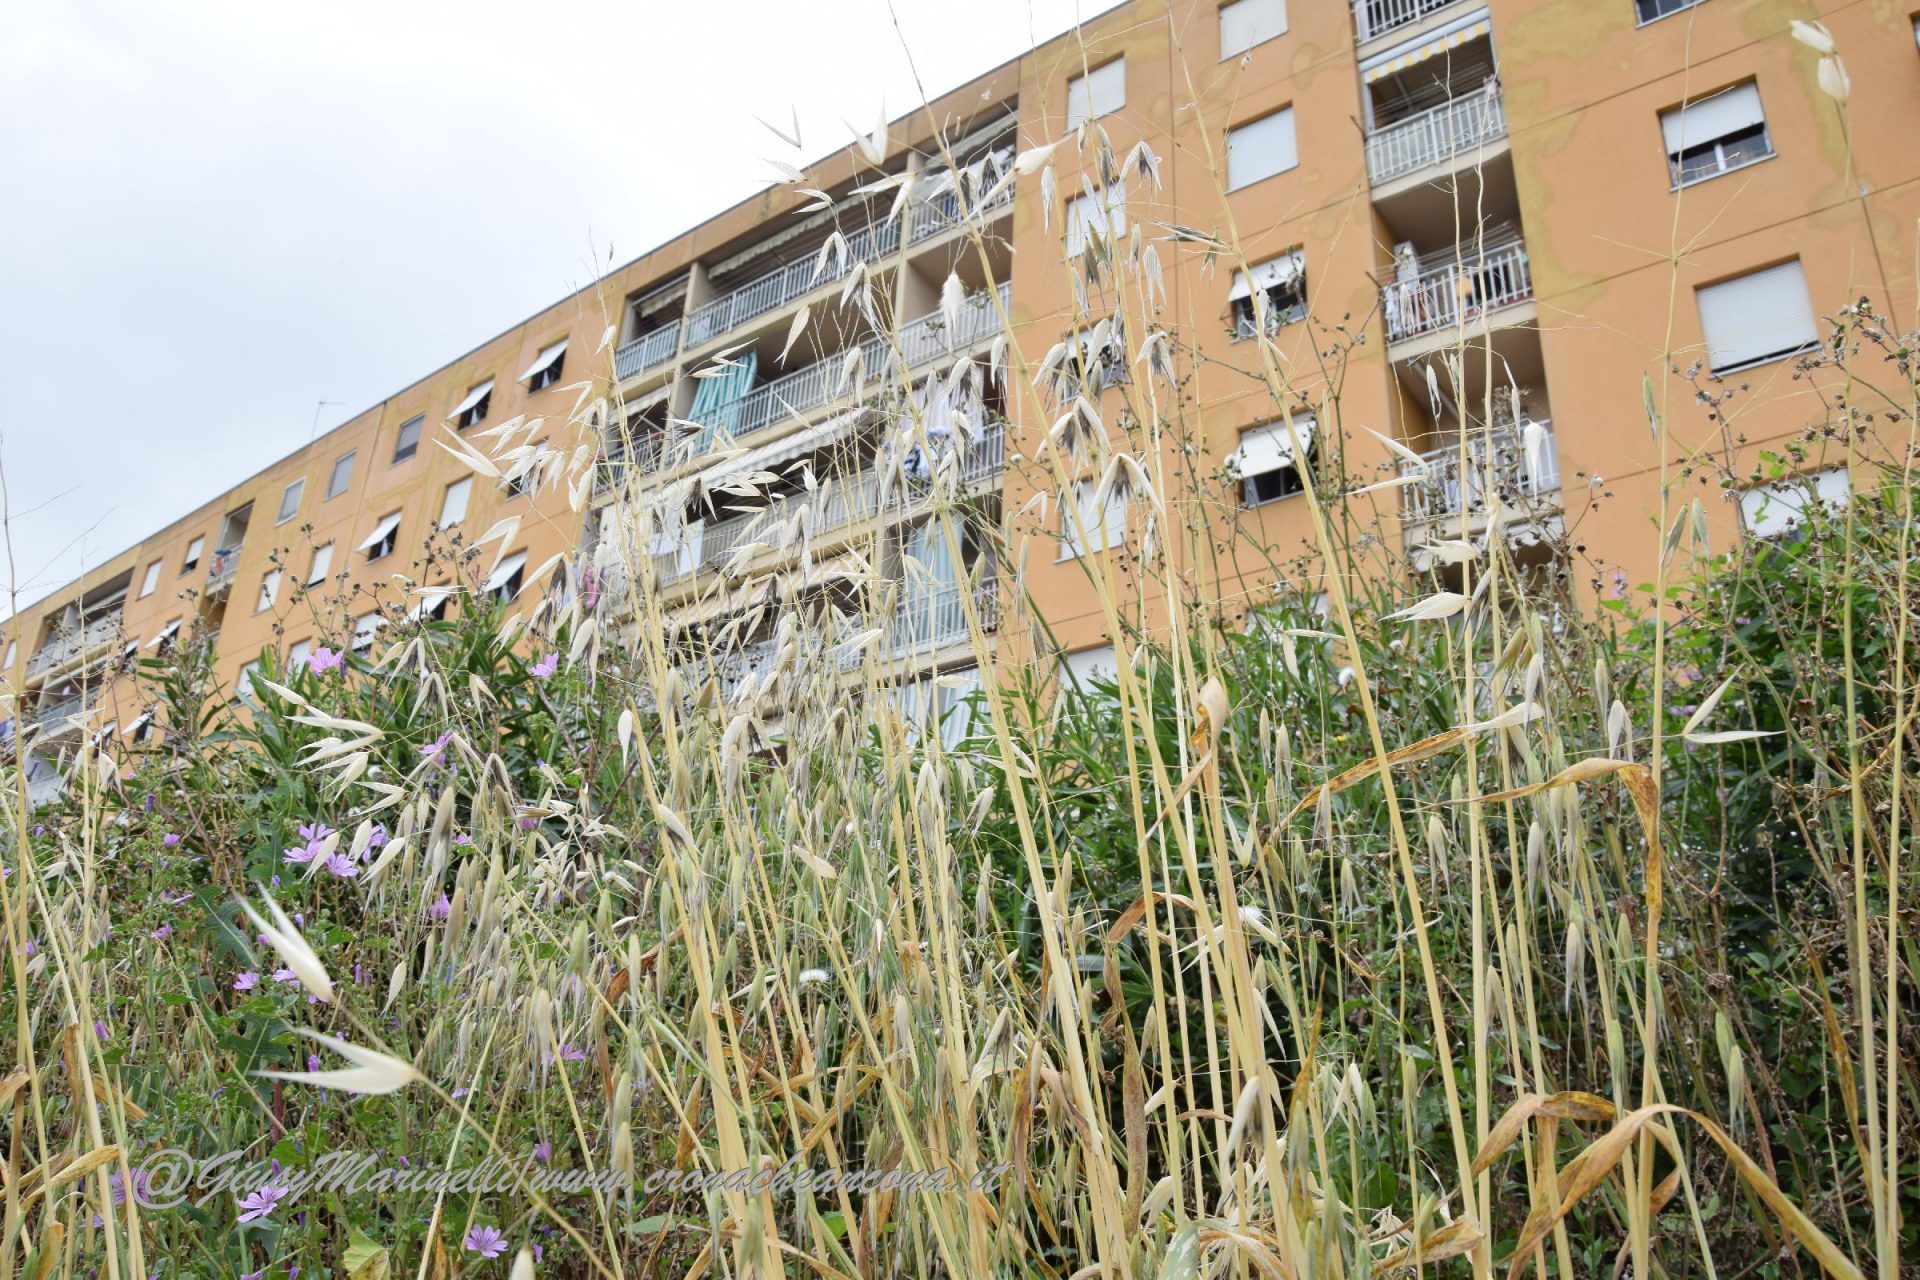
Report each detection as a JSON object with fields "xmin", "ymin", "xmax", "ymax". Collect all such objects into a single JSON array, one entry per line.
[{"xmin": 1362, "ymin": 16, "xmax": 1491, "ymax": 83}]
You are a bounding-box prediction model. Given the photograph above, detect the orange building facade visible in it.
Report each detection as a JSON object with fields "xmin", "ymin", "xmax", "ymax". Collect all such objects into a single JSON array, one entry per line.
[{"xmin": 5, "ymin": 0, "xmax": 1914, "ymax": 796}]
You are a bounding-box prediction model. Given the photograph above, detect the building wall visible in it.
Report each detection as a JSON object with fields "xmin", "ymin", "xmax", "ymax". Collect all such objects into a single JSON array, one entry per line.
[{"xmin": 6, "ymin": 0, "xmax": 1914, "ymax": 779}]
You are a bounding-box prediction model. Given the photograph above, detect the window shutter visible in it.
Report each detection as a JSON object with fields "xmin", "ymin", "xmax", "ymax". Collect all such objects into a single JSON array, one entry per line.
[
  {"xmin": 1229, "ymin": 250, "xmax": 1305, "ymax": 301},
  {"xmin": 1067, "ymin": 60, "xmax": 1125, "ymax": 130},
  {"xmin": 1697, "ymin": 261, "xmax": 1818, "ymax": 372},
  {"xmin": 1220, "ymin": 0, "xmax": 1287, "ymax": 59},
  {"xmin": 1227, "ymin": 108, "xmax": 1297, "ymax": 190},
  {"xmin": 1661, "ymin": 83, "xmax": 1764, "ymax": 155}
]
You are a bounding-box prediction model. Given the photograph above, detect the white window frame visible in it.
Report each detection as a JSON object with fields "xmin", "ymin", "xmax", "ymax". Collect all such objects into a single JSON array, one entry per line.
[
  {"xmin": 1067, "ymin": 59, "xmax": 1126, "ymax": 131},
  {"xmin": 139, "ymin": 560, "xmax": 163, "ymax": 598},
  {"xmin": 440, "ymin": 477, "xmax": 473, "ymax": 528},
  {"xmin": 1740, "ymin": 466, "xmax": 1851, "ymax": 538},
  {"xmin": 1227, "ymin": 107, "xmax": 1298, "ymax": 191},
  {"xmin": 288, "ymin": 639, "xmax": 313, "ymax": 670},
  {"xmin": 1230, "ymin": 418, "xmax": 1316, "ymax": 506},
  {"xmin": 1065, "ymin": 185, "xmax": 1126, "ymax": 257},
  {"xmin": 359, "ymin": 511, "xmax": 403, "ymax": 561},
  {"xmin": 484, "ymin": 550, "xmax": 529, "ymax": 603},
  {"xmin": 392, "ymin": 415, "xmax": 424, "ymax": 464},
  {"xmin": 237, "ymin": 661, "xmax": 261, "ymax": 704},
  {"xmin": 351, "ymin": 610, "xmax": 384, "ymax": 654},
  {"xmin": 1636, "ymin": 0, "xmax": 1707, "ymax": 26},
  {"xmin": 1661, "ymin": 82, "xmax": 1772, "ymax": 188},
  {"xmin": 327, "ymin": 451, "xmax": 356, "ymax": 500},
  {"xmin": 1696, "ymin": 260, "xmax": 1820, "ymax": 374},
  {"xmin": 306, "ymin": 542, "xmax": 334, "ymax": 587},
  {"xmin": 1059, "ymin": 479, "xmax": 1127, "ymax": 560},
  {"xmin": 1230, "ymin": 249, "xmax": 1307, "ymax": 338},
  {"xmin": 276, "ymin": 477, "xmax": 305, "ymax": 524},
  {"xmin": 1219, "ymin": 0, "xmax": 1287, "ymax": 59},
  {"xmin": 257, "ymin": 569, "xmax": 281, "ymax": 613}
]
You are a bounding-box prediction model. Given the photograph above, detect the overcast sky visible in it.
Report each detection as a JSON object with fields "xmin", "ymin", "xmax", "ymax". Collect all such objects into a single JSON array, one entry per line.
[{"xmin": 0, "ymin": 0, "xmax": 1101, "ymax": 612}]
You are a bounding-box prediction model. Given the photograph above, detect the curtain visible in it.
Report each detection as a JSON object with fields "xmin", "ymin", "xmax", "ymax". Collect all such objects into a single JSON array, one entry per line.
[{"xmin": 689, "ymin": 352, "xmax": 759, "ymax": 452}]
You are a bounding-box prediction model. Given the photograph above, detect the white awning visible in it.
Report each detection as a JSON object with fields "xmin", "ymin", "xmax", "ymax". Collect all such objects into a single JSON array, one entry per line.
[
  {"xmin": 1227, "ymin": 418, "xmax": 1316, "ymax": 477},
  {"xmin": 1229, "ymin": 250, "xmax": 1305, "ymax": 301},
  {"xmin": 1661, "ymin": 83, "xmax": 1764, "ymax": 155},
  {"xmin": 125, "ymin": 709, "xmax": 154, "ymax": 734},
  {"xmin": 356, "ymin": 512, "xmax": 403, "ymax": 551},
  {"xmin": 407, "ymin": 585, "xmax": 455, "ymax": 619},
  {"xmin": 519, "ymin": 339, "xmax": 568, "ymax": 382},
  {"xmin": 146, "ymin": 619, "xmax": 182, "ymax": 649},
  {"xmin": 450, "ymin": 380, "xmax": 494, "ymax": 417},
  {"xmin": 483, "ymin": 551, "xmax": 528, "ymax": 594},
  {"xmin": 699, "ymin": 409, "xmax": 863, "ymax": 493}
]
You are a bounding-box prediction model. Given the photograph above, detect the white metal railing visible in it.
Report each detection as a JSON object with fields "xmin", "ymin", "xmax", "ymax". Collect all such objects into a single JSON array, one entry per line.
[
  {"xmin": 206, "ymin": 545, "xmax": 242, "ymax": 591},
  {"xmin": 1382, "ymin": 238, "xmax": 1531, "ymax": 343},
  {"xmin": 1366, "ymin": 90, "xmax": 1507, "ymax": 185},
  {"xmin": 1399, "ymin": 422, "xmax": 1560, "ymax": 522},
  {"xmin": 26, "ymin": 614, "xmax": 120, "ymax": 678},
  {"xmin": 613, "ymin": 321, "xmax": 681, "ymax": 381},
  {"xmin": 687, "ymin": 219, "xmax": 902, "ymax": 349},
  {"xmin": 839, "ymin": 581, "xmax": 1001, "ymax": 668},
  {"xmin": 1353, "ymin": 0, "xmax": 1462, "ymax": 42},
  {"xmin": 696, "ymin": 421, "xmax": 1007, "ymax": 571},
  {"xmin": 905, "ymin": 178, "xmax": 1015, "ymax": 246},
  {"xmin": 33, "ymin": 694, "xmax": 83, "ymax": 731}
]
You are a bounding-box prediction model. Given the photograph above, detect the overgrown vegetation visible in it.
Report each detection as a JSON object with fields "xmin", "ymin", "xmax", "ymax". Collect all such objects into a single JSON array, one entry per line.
[{"xmin": 4, "ymin": 23, "xmax": 1916, "ymax": 1280}]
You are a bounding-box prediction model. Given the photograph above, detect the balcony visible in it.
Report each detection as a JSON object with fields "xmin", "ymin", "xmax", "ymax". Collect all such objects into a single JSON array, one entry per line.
[
  {"xmin": 1398, "ymin": 422, "xmax": 1561, "ymax": 525},
  {"xmin": 613, "ymin": 321, "xmax": 681, "ymax": 382},
  {"xmin": 1382, "ymin": 236, "xmax": 1532, "ymax": 346},
  {"xmin": 206, "ymin": 546, "xmax": 242, "ymax": 593},
  {"xmin": 32, "ymin": 693, "xmax": 85, "ymax": 734},
  {"xmin": 1353, "ymin": 0, "xmax": 1464, "ymax": 43},
  {"xmin": 683, "ymin": 183, "xmax": 1013, "ymax": 353},
  {"xmin": 26, "ymin": 614, "xmax": 120, "ymax": 680},
  {"xmin": 1367, "ymin": 90, "xmax": 1507, "ymax": 187},
  {"xmin": 839, "ymin": 581, "xmax": 1002, "ymax": 668}
]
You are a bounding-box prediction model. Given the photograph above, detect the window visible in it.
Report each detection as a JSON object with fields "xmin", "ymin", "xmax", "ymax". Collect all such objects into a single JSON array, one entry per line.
[
  {"xmin": 1061, "ymin": 644, "xmax": 1118, "ymax": 687},
  {"xmin": 256, "ymin": 569, "xmax": 281, "ymax": 613},
  {"xmin": 181, "ymin": 537, "xmax": 205, "ymax": 573},
  {"xmin": 1229, "ymin": 418, "xmax": 1316, "ymax": 505},
  {"xmin": 1662, "ymin": 82, "xmax": 1771, "ymax": 186},
  {"xmin": 520, "ymin": 340, "xmax": 568, "ymax": 392},
  {"xmin": 484, "ymin": 550, "xmax": 528, "ymax": 603},
  {"xmin": 1230, "ymin": 250, "xmax": 1307, "ymax": 337},
  {"xmin": 392, "ymin": 415, "xmax": 423, "ymax": 464},
  {"xmin": 288, "ymin": 639, "xmax": 313, "ymax": 670},
  {"xmin": 327, "ymin": 451, "xmax": 356, "ymax": 500},
  {"xmin": 451, "ymin": 379, "xmax": 494, "ymax": 429},
  {"xmin": 1060, "ymin": 479, "xmax": 1127, "ymax": 559},
  {"xmin": 1740, "ymin": 466, "xmax": 1851, "ymax": 538},
  {"xmin": 359, "ymin": 511, "xmax": 403, "ymax": 561},
  {"xmin": 1220, "ymin": 0, "xmax": 1287, "ymax": 58},
  {"xmin": 351, "ymin": 611, "xmax": 384, "ymax": 654},
  {"xmin": 1227, "ymin": 107, "xmax": 1298, "ymax": 190},
  {"xmin": 440, "ymin": 477, "xmax": 473, "ymax": 527},
  {"xmin": 128, "ymin": 711, "xmax": 155, "ymax": 744},
  {"xmin": 1696, "ymin": 260, "xmax": 1820, "ymax": 373},
  {"xmin": 3, "ymin": 640, "xmax": 14, "ymax": 669},
  {"xmin": 139, "ymin": 560, "xmax": 163, "ymax": 598},
  {"xmin": 277, "ymin": 478, "xmax": 305, "ymax": 524},
  {"xmin": 237, "ymin": 661, "xmax": 261, "ymax": 704},
  {"xmin": 1636, "ymin": 0, "xmax": 1706, "ymax": 24},
  {"xmin": 1067, "ymin": 59, "xmax": 1125, "ymax": 130},
  {"xmin": 306, "ymin": 542, "xmax": 334, "ymax": 587},
  {"xmin": 505, "ymin": 444, "xmax": 545, "ymax": 499},
  {"xmin": 148, "ymin": 618, "xmax": 183, "ymax": 654},
  {"xmin": 1065, "ymin": 185, "xmax": 1126, "ymax": 256}
]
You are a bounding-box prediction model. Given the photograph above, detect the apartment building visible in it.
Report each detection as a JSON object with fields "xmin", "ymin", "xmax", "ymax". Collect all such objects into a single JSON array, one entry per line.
[{"xmin": 5, "ymin": 0, "xmax": 1915, "ymax": 795}]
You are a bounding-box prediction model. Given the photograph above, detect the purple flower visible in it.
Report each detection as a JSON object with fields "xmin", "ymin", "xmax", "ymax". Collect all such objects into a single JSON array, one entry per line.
[
  {"xmin": 236, "ymin": 1183, "xmax": 287, "ymax": 1223},
  {"xmin": 308, "ymin": 647, "xmax": 344, "ymax": 674},
  {"xmin": 423, "ymin": 730, "xmax": 454, "ymax": 766},
  {"xmin": 554, "ymin": 1043, "xmax": 586, "ymax": 1064},
  {"xmin": 241, "ymin": 1271, "xmax": 265, "ymax": 1280},
  {"xmin": 428, "ymin": 893, "xmax": 452, "ymax": 920},
  {"xmin": 94, "ymin": 1018, "xmax": 109, "ymax": 1040},
  {"xmin": 233, "ymin": 971, "xmax": 259, "ymax": 992},
  {"xmin": 532, "ymin": 652, "xmax": 559, "ymax": 679},
  {"xmin": 533, "ymin": 1139, "xmax": 552, "ymax": 1164},
  {"xmin": 150, "ymin": 925, "xmax": 172, "ymax": 941},
  {"xmin": 161, "ymin": 889, "xmax": 191, "ymax": 905},
  {"xmin": 162, "ymin": 833, "xmax": 181, "ymax": 846},
  {"xmin": 143, "ymin": 794, "xmax": 155, "ymax": 812},
  {"xmin": 323, "ymin": 852, "xmax": 359, "ymax": 878},
  {"xmin": 367, "ymin": 823, "xmax": 388, "ymax": 849},
  {"xmin": 307, "ymin": 1054, "xmax": 323, "ymax": 1072},
  {"xmin": 272, "ymin": 968, "xmax": 299, "ymax": 985},
  {"xmin": 453, "ymin": 833, "xmax": 472, "ymax": 847},
  {"xmin": 463, "ymin": 1225, "xmax": 508, "ymax": 1258}
]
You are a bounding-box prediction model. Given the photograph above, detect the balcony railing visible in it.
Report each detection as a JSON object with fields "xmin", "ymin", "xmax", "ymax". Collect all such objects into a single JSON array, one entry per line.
[
  {"xmin": 905, "ymin": 177, "xmax": 1015, "ymax": 246},
  {"xmin": 1366, "ymin": 90, "xmax": 1507, "ymax": 186},
  {"xmin": 1382, "ymin": 238, "xmax": 1532, "ymax": 344},
  {"xmin": 32, "ymin": 694, "xmax": 84, "ymax": 732},
  {"xmin": 687, "ymin": 219, "xmax": 902, "ymax": 350},
  {"xmin": 206, "ymin": 546, "xmax": 242, "ymax": 592},
  {"xmin": 1353, "ymin": 0, "xmax": 1463, "ymax": 42},
  {"xmin": 613, "ymin": 321, "xmax": 682, "ymax": 382},
  {"xmin": 725, "ymin": 282, "xmax": 1011, "ymax": 440},
  {"xmin": 26, "ymin": 614, "xmax": 120, "ymax": 678},
  {"xmin": 695, "ymin": 422, "xmax": 1007, "ymax": 574},
  {"xmin": 1398, "ymin": 422, "xmax": 1561, "ymax": 523}
]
